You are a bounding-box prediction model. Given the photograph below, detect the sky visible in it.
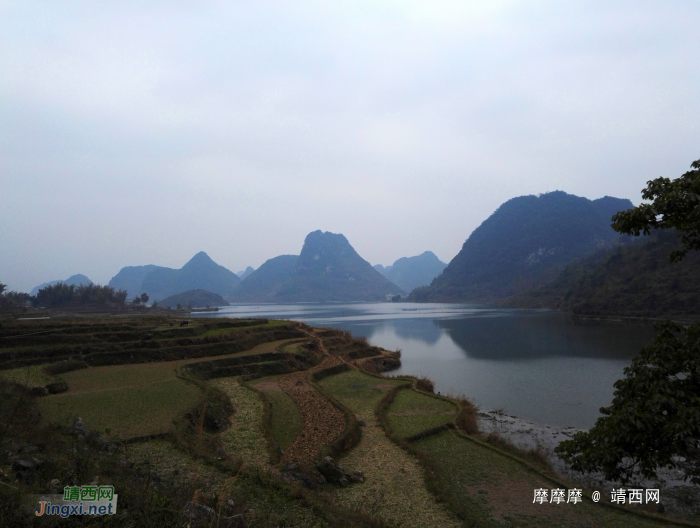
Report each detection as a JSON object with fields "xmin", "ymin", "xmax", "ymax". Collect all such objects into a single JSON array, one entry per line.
[{"xmin": 1, "ymin": 1, "xmax": 699, "ymax": 292}]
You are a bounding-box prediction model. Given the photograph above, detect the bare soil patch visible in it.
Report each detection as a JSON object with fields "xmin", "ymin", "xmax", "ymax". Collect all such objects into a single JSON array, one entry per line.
[{"xmin": 278, "ymin": 356, "xmax": 345, "ymax": 464}]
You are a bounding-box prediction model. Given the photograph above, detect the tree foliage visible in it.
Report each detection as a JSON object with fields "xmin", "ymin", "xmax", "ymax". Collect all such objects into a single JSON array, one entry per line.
[
  {"xmin": 555, "ymin": 321, "xmax": 700, "ymax": 484},
  {"xmin": 36, "ymin": 283, "xmax": 127, "ymax": 306},
  {"xmin": 556, "ymin": 158, "xmax": 700, "ymax": 485},
  {"xmin": 612, "ymin": 159, "xmax": 700, "ymax": 262}
]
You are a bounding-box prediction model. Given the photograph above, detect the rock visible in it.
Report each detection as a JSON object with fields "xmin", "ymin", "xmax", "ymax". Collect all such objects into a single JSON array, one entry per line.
[
  {"xmin": 281, "ymin": 470, "xmax": 317, "ymax": 490},
  {"xmin": 315, "ymin": 456, "xmax": 345, "ymax": 484},
  {"xmin": 30, "ymin": 387, "xmax": 48, "ymax": 397},
  {"xmin": 49, "ymin": 478, "xmax": 61, "ymax": 492},
  {"xmin": 12, "ymin": 459, "xmax": 35, "ymax": 483},
  {"xmin": 183, "ymin": 501, "xmax": 216, "ymax": 520},
  {"xmin": 225, "ymin": 499, "xmax": 236, "ymax": 517},
  {"xmin": 338, "ymin": 477, "xmax": 349, "ymax": 487},
  {"xmin": 73, "ymin": 417, "xmax": 85, "ymax": 436},
  {"xmin": 46, "ymin": 380, "xmax": 69, "ymax": 394},
  {"xmin": 347, "ymin": 470, "xmax": 365, "ymax": 483},
  {"xmin": 282, "ymin": 462, "xmax": 298, "ymax": 472}
]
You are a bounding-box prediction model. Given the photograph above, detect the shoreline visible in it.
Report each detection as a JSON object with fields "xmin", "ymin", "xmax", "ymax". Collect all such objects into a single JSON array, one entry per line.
[{"xmin": 476, "ymin": 409, "xmax": 699, "ymax": 516}]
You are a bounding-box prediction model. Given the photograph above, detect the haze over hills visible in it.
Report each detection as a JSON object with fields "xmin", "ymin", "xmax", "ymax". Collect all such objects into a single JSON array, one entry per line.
[
  {"xmin": 229, "ymin": 231, "xmax": 404, "ymax": 302},
  {"xmin": 503, "ymin": 230, "xmax": 700, "ymax": 320},
  {"xmin": 159, "ymin": 289, "xmax": 230, "ymax": 309},
  {"xmin": 237, "ymin": 267, "xmax": 255, "ymax": 280},
  {"xmin": 109, "ymin": 265, "xmax": 170, "ymax": 298},
  {"xmin": 230, "ymin": 255, "xmax": 299, "ymax": 302},
  {"xmin": 409, "ymin": 192, "xmax": 633, "ymax": 303},
  {"xmin": 375, "ymin": 251, "xmax": 447, "ymax": 292},
  {"xmin": 275, "ymin": 231, "xmax": 404, "ymax": 302},
  {"xmin": 109, "ymin": 252, "xmax": 240, "ymax": 302},
  {"xmin": 30, "ymin": 274, "xmax": 93, "ymax": 296}
]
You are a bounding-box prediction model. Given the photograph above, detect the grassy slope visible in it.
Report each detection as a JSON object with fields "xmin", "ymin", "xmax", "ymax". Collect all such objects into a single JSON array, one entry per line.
[
  {"xmin": 35, "ymin": 339, "xmax": 294, "ymax": 440},
  {"xmin": 0, "ymin": 364, "xmax": 52, "ymax": 387},
  {"xmin": 387, "ymin": 388, "xmax": 457, "ymax": 438},
  {"xmin": 253, "ymin": 375, "xmax": 302, "ymax": 451},
  {"xmin": 319, "ymin": 369, "xmax": 462, "ymax": 528},
  {"xmin": 413, "ymin": 430, "xmax": 669, "ymax": 528}
]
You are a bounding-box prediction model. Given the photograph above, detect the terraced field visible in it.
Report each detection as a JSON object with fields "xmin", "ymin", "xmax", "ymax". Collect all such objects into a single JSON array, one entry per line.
[
  {"xmin": 0, "ymin": 316, "xmax": 688, "ymax": 528},
  {"xmin": 319, "ymin": 369, "xmax": 462, "ymax": 528},
  {"xmin": 34, "ymin": 338, "xmax": 305, "ymax": 439}
]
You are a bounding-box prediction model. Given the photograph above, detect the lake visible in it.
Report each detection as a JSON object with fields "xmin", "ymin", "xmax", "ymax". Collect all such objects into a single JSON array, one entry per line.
[{"xmin": 192, "ymin": 303, "xmax": 655, "ymax": 429}]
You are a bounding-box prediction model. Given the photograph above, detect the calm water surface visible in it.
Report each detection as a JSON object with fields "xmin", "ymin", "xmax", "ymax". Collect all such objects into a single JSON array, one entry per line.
[{"xmin": 193, "ymin": 303, "xmax": 655, "ymax": 429}]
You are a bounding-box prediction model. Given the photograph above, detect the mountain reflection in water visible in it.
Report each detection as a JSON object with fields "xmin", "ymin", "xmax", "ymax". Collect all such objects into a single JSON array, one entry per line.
[{"xmin": 194, "ymin": 303, "xmax": 654, "ymax": 429}]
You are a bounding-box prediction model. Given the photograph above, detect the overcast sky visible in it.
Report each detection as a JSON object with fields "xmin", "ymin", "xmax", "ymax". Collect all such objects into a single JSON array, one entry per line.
[{"xmin": 2, "ymin": 1, "xmax": 699, "ymax": 292}]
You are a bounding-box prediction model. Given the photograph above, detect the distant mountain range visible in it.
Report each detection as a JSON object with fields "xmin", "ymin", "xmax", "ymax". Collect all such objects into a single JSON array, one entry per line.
[
  {"xmin": 374, "ymin": 251, "xmax": 447, "ymax": 292},
  {"xmin": 230, "ymin": 231, "xmax": 404, "ymax": 302},
  {"xmin": 236, "ymin": 267, "xmax": 255, "ymax": 280},
  {"xmin": 232, "ymin": 255, "xmax": 299, "ymax": 302},
  {"xmin": 109, "ymin": 252, "xmax": 240, "ymax": 301},
  {"xmin": 502, "ymin": 230, "xmax": 700, "ymax": 320},
  {"xmin": 159, "ymin": 289, "xmax": 230, "ymax": 309},
  {"xmin": 409, "ymin": 192, "xmax": 633, "ymax": 302},
  {"xmin": 108, "ymin": 231, "xmax": 402, "ymax": 304},
  {"xmin": 31, "ymin": 274, "xmax": 93, "ymax": 296}
]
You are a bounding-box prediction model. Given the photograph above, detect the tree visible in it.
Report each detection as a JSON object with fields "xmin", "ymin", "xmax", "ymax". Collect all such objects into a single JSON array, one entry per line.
[
  {"xmin": 140, "ymin": 293, "xmax": 149, "ymax": 305},
  {"xmin": 132, "ymin": 296, "xmax": 141, "ymax": 305},
  {"xmin": 0, "ymin": 283, "xmax": 6, "ymax": 296},
  {"xmin": 612, "ymin": 159, "xmax": 700, "ymax": 262},
  {"xmin": 556, "ymin": 157, "xmax": 700, "ymax": 484},
  {"xmin": 555, "ymin": 321, "xmax": 700, "ymax": 484}
]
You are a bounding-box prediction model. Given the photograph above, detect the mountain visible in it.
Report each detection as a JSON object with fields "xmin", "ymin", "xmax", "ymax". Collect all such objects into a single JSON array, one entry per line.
[
  {"xmin": 31, "ymin": 274, "xmax": 93, "ymax": 296},
  {"xmin": 503, "ymin": 230, "xmax": 700, "ymax": 320},
  {"xmin": 108, "ymin": 265, "xmax": 170, "ymax": 297},
  {"xmin": 140, "ymin": 252, "xmax": 240, "ymax": 301},
  {"xmin": 273, "ymin": 231, "xmax": 404, "ymax": 302},
  {"xmin": 159, "ymin": 289, "xmax": 230, "ymax": 309},
  {"xmin": 237, "ymin": 267, "xmax": 255, "ymax": 280},
  {"xmin": 229, "ymin": 255, "xmax": 299, "ymax": 302},
  {"xmin": 379, "ymin": 251, "xmax": 447, "ymax": 292},
  {"xmin": 409, "ymin": 191, "xmax": 633, "ymax": 302},
  {"xmin": 109, "ymin": 252, "xmax": 240, "ymax": 302},
  {"xmin": 229, "ymin": 231, "xmax": 404, "ymax": 302},
  {"xmin": 374, "ymin": 264, "xmax": 392, "ymax": 275}
]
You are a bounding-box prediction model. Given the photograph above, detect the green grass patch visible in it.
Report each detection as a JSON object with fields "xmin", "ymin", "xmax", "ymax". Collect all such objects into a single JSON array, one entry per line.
[
  {"xmin": 0, "ymin": 364, "xmax": 52, "ymax": 387},
  {"xmin": 36, "ymin": 359, "xmax": 204, "ymax": 439},
  {"xmin": 412, "ymin": 430, "xmax": 670, "ymax": 528},
  {"xmin": 318, "ymin": 369, "xmax": 405, "ymax": 415},
  {"xmin": 253, "ymin": 379, "xmax": 301, "ymax": 451},
  {"xmin": 39, "ymin": 377, "xmax": 201, "ymax": 439},
  {"xmin": 387, "ymin": 388, "xmax": 457, "ymax": 438}
]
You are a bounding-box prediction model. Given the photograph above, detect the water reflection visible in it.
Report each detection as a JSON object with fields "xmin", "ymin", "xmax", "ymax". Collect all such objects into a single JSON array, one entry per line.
[
  {"xmin": 193, "ymin": 303, "xmax": 654, "ymax": 428},
  {"xmin": 437, "ymin": 311, "xmax": 653, "ymax": 360}
]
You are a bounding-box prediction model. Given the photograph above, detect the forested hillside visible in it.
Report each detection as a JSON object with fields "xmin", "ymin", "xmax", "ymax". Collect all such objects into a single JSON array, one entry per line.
[
  {"xmin": 503, "ymin": 230, "xmax": 700, "ymax": 320},
  {"xmin": 409, "ymin": 192, "xmax": 632, "ymax": 302}
]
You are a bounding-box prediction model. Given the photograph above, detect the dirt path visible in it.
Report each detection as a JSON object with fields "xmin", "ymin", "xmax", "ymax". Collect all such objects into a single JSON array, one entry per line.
[{"xmin": 278, "ymin": 331, "xmax": 346, "ymax": 464}]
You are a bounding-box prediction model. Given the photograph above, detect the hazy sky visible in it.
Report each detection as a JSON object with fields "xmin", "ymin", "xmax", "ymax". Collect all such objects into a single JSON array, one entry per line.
[{"xmin": 2, "ymin": 1, "xmax": 699, "ymax": 292}]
